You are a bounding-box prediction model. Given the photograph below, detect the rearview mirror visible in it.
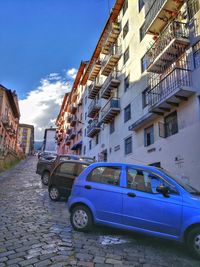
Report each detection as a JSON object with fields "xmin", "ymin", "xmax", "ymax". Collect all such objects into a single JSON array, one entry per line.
[{"xmin": 156, "ymin": 185, "xmax": 170, "ymax": 198}]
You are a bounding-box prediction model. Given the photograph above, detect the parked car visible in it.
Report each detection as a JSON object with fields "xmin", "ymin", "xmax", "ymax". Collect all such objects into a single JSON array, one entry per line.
[
  {"xmin": 68, "ymin": 162, "xmax": 200, "ymax": 259},
  {"xmin": 36, "ymin": 154, "xmax": 95, "ymax": 185},
  {"xmin": 48, "ymin": 160, "xmax": 89, "ymax": 201}
]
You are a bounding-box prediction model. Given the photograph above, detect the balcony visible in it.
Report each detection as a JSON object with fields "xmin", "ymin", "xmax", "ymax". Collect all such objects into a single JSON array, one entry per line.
[
  {"xmin": 101, "ymin": 46, "xmax": 122, "ymax": 76},
  {"xmin": 65, "ymin": 137, "xmax": 71, "ymax": 145},
  {"xmin": 88, "ymin": 78, "xmax": 103, "ymax": 99},
  {"xmin": 87, "ymin": 119, "xmax": 101, "ymax": 138},
  {"xmin": 88, "ymin": 60, "xmax": 102, "ymax": 81},
  {"xmin": 100, "ymin": 71, "xmax": 120, "ymax": 99},
  {"xmin": 88, "ymin": 98, "xmax": 101, "ymax": 118},
  {"xmin": 143, "ymin": 0, "xmax": 185, "ymax": 35},
  {"xmin": 102, "ymin": 22, "xmax": 121, "ymax": 54},
  {"xmin": 69, "ymin": 103, "xmax": 77, "ymax": 115},
  {"xmin": 148, "ymin": 68, "xmax": 194, "ymax": 114},
  {"xmin": 71, "ymin": 92, "xmax": 78, "ymax": 102},
  {"xmin": 70, "ymin": 115, "xmax": 77, "ymax": 127},
  {"xmin": 100, "ymin": 98, "xmax": 120, "ymax": 124},
  {"xmin": 146, "ymin": 21, "xmax": 189, "ymax": 73},
  {"xmin": 66, "ymin": 127, "xmax": 72, "ymax": 134},
  {"xmin": 1, "ymin": 115, "xmax": 9, "ymax": 126},
  {"xmin": 69, "ymin": 130, "xmax": 76, "ymax": 140}
]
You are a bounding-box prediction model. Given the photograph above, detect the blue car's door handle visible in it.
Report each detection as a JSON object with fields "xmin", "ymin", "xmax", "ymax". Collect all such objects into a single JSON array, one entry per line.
[
  {"xmin": 127, "ymin": 192, "xmax": 136, "ymax": 197},
  {"xmin": 85, "ymin": 185, "xmax": 92, "ymax": 189}
]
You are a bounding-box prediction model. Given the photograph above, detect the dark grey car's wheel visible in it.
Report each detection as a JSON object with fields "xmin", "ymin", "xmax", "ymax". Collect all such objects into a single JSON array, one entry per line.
[
  {"xmin": 186, "ymin": 227, "xmax": 200, "ymax": 259},
  {"xmin": 41, "ymin": 171, "xmax": 50, "ymax": 185},
  {"xmin": 49, "ymin": 186, "xmax": 60, "ymax": 201},
  {"xmin": 70, "ymin": 205, "xmax": 93, "ymax": 232}
]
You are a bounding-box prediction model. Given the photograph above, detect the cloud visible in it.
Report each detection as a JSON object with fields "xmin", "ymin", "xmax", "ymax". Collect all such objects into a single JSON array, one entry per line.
[
  {"xmin": 19, "ymin": 70, "xmax": 74, "ymax": 141},
  {"xmin": 67, "ymin": 68, "xmax": 77, "ymax": 79}
]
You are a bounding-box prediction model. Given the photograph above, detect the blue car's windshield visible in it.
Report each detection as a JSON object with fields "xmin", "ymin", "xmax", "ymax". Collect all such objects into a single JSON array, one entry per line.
[{"xmin": 161, "ymin": 169, "xmax": 200, "ymax": 194}]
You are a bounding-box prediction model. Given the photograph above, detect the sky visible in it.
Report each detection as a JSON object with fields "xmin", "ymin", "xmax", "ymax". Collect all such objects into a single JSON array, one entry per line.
[{"xmin": 0, "ymin": 0, "xmax": 115, "ymax": 140}]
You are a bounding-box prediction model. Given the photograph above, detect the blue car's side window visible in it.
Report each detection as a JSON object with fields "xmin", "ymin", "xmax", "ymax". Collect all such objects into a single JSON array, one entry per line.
[
  {"xmin": 87, "ymin": 166, "xmax": 121, "ymax": 186},
  {"xmin": 126, "ymin": 168, "xmax": 177, "ymax": 194}
]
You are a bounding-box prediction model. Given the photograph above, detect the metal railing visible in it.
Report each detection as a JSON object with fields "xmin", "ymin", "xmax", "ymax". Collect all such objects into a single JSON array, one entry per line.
[
  {"xmin": 88, "ymin": 98, "xmax": 101, "ymax": 115},
  {"xmin": 148, "ymin": 68, "xmax": 191, "ymax": 108},
  {"xmin": 102, "ymin": 45, "xmax": 122, "ymax": 67},
  {"xmin": 89, "ymin": 59, "xmax": 102, "ymax": 77},
  {"xmin": 101, "ymin": 98, "xmax": 120, "ymax": 117},
  {"xmin": 87, "ymin": 119, "xmax": 100, "ymax": 134},
  {"xmin": 143, "ymin": 0, "xmax": 166, "ymax": 33},
  {"xmin": 101, "ymin": 71, "xmax": 120, "ymax": 96},
  {"xmin": 146, "ymin": 21, "xmax": 189, "ymax": 66},
  {"xmin": 102, "ymin": 22, "xmax": 121, "ymax": 47},
  {"xmin": 88, "ymin": 77, "xmax": 103, "ymax": 95}
]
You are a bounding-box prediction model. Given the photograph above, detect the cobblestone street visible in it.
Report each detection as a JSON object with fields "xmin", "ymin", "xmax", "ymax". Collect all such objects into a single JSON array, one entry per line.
[{"xmin": 0, "ymin": 157, "xmax": 199, "ymax": 267}]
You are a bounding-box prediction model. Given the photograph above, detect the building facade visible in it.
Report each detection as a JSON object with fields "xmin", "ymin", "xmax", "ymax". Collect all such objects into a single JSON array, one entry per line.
[
  {"xmin": 0, "ymin": 85, "xmax": 20, "ymax": 156},
  {"xmin": 57, "ymin": 0, "xmax": 200, "ymax": 188},
  {"xmin": 18, "ymin": 124, "xmax": 34, "ymax": 155}
]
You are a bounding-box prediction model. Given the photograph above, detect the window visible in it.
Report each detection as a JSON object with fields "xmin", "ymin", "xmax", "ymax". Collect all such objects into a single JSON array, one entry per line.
[
  {"xmin": 124, "ymin": 136, "xmax": 132, "ymax": 155},
  {"xmin": 144, "ymin": 125, "xmax": 154, "ymax": 147},
  {"xmin": 142, "ymin": 87, "xmax": 149, "ymax": 108},
  {"xmin": 89, "ymin": 140, "xmax": 92, "ymax": 150},
  {"xmin": 124, "ymin": 74, "xmax": 130, "ymax": 92},
  {"xmin": 193, "ymin": 41, "xmax": 200, "ymax": 68},
  {"xmin": 138, "ymin": 0, "xmax": 144, "ymax": 12},
  {"xmin": 84, "ymin": 128, "xmax": 86, "ymax": 137},
  {"xmin": 123, "ymin": 0, "xmax": 128, "ymax": 15},
  {"xmin": 123, "ymin": 20, "xmax": 129, "ymax": 39},
  {"xmin": 124, "ymin": 104, "xmax": 131, "ymax": 122},
  {"xmin": 76, "ymin": 163, "xmax": 88, "ymax": 175},
  {"xmin": 95, "ymin": 134, "xmax": 99, "ymax": 145},
  {"xmin": 85, "ymin": 112, "xmax": 87, "ymax": 120},
  {"xmin": 126, "ymin": 168, "xmax": 177, "ymax": 194},
  {"xmin": 83, "ymin": 145, "xmax": 86, "ymax": 155},
  {"xmin": 124, "ymin": 47, "xmax": 129, "ymax": 65},
  {"xmin": 85, "ymin": 96, "xmax": 87, "ymax": 105},
  {"xmin": 110, "ymin": 119, "xmax": 115, "ymax": 134},
  {"xmin": 141, "ymin": 55, "xmax": 149, "ymax": 73},
  {"xmin": 58, "ymin": 162, "xmax": 76, "ymax": 175},
  {"xmin": 188, "ymin": 0, "xmax": 200, "ymax": 20},
  {"xmin": 87, "ymin": 166, "xmax": 121, "ymax": 186},
  {"xmin": 164, "ymin": 111, "xmax": 178, "ymax": 137}
]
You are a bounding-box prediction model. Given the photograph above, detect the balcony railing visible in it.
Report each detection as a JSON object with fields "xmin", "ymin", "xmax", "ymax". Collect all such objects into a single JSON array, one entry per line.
[
  {"xmin": 65, "ymin": 137, "xmax": 71, "ymax": 145},
  {"xmin": 87, "ymin": 119, "xmax": 101, "ymax": 138},
  {"xmin": 102, "ymin": 22, "xmax": 121, "ymax": 54},
  {"xmin": 142, "ymin": 0, "xmax": 185, "ymax": 35},
  {"xmin": 69, "ymin": 103, "xmax": 77, "ymax": 115},
  {"xmin": 148, "ymin": 67, "xmax": 193, "ymax": 112},
  {"xmin": 100, "ymin": 71, "xmax": 120, "ymax": 99},
  {"xmin": 146, "ymin": 21, "xmax": 189, "ymax": 73},
  {"xmin": 69, "ymin": 130, "xmax": 76, "ymax": 140},
  {"xmin": 88, "ymin": 60, "xmax": 102, "ymax": 81},
  {"xmin": 1, "ymin": 115, "xmax": 9, "ymax": 126},
  {"xmin": 101, "ymin": 45, "xmax": 122, "ymax": 76},
  {"xmin": 100, "ymin": 98, "xmax": 120, "ymax": 124},
  {"xmin": 66, "ymin": 127, "xmax": 72, "ymax": 134},
  {"xmin": 88, "ymin": 78, "xmax": 103, "ymax": 99},
  {"xmin": 88, "ymin": 98, "xmax": 101, "ymax": 118},
  {"xmin": 70, "ymin": 115, "xmax": 77, "ymax": 127}
]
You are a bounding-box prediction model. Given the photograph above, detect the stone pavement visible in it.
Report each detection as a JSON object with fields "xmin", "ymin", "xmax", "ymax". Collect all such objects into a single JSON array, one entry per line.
[{"xmin": 0, "ymin": 156, "xmax": 199, "ymax": 267}]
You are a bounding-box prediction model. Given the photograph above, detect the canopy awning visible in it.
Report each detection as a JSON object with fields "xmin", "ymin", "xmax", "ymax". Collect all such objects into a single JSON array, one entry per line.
[{"xmin": 71, "ymin": 140, "xmax": 82, "ymax": 150}]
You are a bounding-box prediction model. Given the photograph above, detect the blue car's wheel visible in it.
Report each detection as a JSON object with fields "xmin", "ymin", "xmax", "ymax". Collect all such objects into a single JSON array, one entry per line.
[
  {"xmin": 70, "ymin": 205, "xmax": 93, "ymax": 232},
  {"xmin": 187, "ymin": 227, "xmax": 200, "ymax": 259}
]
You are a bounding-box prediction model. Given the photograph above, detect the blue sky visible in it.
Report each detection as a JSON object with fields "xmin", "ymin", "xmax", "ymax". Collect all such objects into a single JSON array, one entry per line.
[
  {"xmin": 0, "ymin": 0, "xmax": 114, "ymax": 99},
  {"xmin": 0, "ymin": 0, "xmax": 115, "ymax": 139}
]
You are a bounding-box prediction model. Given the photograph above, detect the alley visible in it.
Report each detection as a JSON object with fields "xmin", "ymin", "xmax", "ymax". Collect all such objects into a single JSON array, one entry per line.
[{"xmin": 0, "ymin": 157, "xmax": 199, "ymax": 267}]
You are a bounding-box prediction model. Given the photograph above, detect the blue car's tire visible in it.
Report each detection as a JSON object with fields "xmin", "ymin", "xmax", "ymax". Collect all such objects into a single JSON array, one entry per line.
[
  {"xmin": 70, "ymin": 205, "xmax": 93, "ymax": 232},
  {"xmin": 187, "ymin": 227, "xmax": 200, "ymax": 259}
]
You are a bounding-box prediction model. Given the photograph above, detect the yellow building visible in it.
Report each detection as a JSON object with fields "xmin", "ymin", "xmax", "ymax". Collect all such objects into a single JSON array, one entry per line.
[{"xmin": 18, "ymin": 124, "xmax": 34, "ymax": 155}]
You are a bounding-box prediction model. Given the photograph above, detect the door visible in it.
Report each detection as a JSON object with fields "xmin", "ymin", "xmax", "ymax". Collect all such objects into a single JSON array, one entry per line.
[
  {"xmin": 53, "ymin": 162, "xmax": 76, "ymax": 194},
  {"xmin": 83, "ymin": 165, "xmax": 123, "ymax": 224},
  {"xmin": 122, "ymin": 167, "xmax": 182, "ymax": 237}
]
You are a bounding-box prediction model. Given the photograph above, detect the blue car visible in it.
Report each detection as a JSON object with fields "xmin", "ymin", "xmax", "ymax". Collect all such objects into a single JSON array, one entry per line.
[{"xmin": 68, "ymin": 162, "xmax": 200, "ymax": 258}]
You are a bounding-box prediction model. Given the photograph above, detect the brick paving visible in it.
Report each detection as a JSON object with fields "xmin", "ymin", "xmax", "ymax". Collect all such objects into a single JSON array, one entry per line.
[{"xmin": 0, "ymin": 156, "xmax": 199, "ymax": 267}]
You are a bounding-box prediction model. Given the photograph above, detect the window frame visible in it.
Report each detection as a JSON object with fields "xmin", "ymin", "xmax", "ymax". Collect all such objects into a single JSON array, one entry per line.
[
  {"xmin": 144, "ymin": 125, "xmax": 154, "ymax": 147},
  {"xmin": 124, "ymin": 104, "xmax": 131, "ymax": 123},
  {"xmin": 138, "ymin": 0, "xmax": 144, "ymax": 12},
  {"xmin": 124, "ymin": 46, "xmax": 129, "ymax": 65},
  {"xmin": 124, "ymin": 136, "xmax": 132, "ymax": 155},
  {"xmin": 164, "ymin": 111, "xmax": 178, "ymax": 138},
  {"xmin": 123, "ymin": 20, "xmax": 129, "ymax": 39}
]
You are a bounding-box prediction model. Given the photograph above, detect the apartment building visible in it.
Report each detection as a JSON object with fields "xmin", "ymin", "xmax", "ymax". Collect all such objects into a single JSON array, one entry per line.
[
  {"xmin": 56, "ymin": 61, "xmax": 88, "ymax": 155},
  {"xmin": 18, "ymin": 124, "xmax": 34, "ymax": 155},
  {"xmin": 57, "ymin": 0, "xmax": 200, "ymax": 188},
  {"xmin": 0, "ymin": 85, "xmax": 20, "ymax": 155}
]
